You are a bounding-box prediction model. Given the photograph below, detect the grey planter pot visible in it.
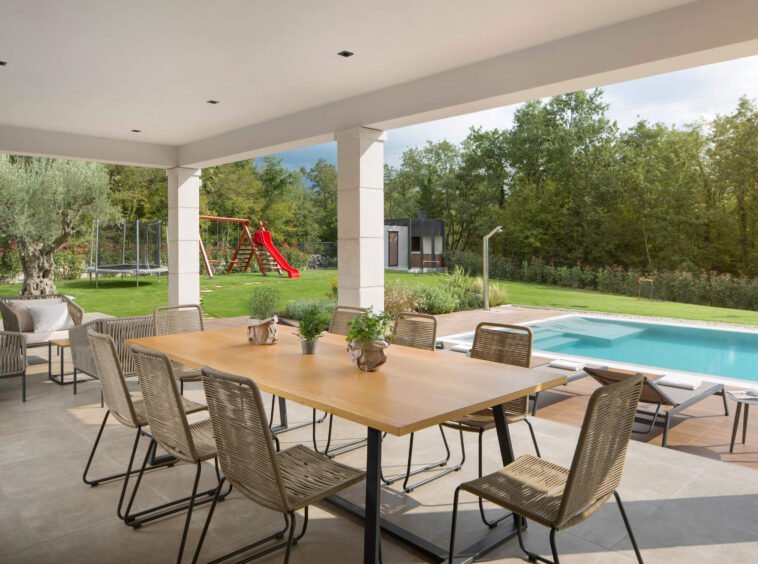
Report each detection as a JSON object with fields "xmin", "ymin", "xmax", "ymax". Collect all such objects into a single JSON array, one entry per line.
[{"xmin": 301, "ymin": 340, "xmax": 318, "ymax": 355}]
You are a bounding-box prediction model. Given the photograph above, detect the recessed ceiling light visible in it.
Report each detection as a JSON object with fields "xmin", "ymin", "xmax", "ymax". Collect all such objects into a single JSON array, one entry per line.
[
  {"xmin": 0, "ymin": 61, "xmax": 7, "ymax": 66},
  {"xmin": 337, "ymin": 50, "xmax": 354, "ymax": 58},
  {"xmin": 206, "ymin": 99, "xmax": 220, "ymax": 104},
  {"xmin": 131, "ymin": 129, "xmax": 141, "ymax": 133}
]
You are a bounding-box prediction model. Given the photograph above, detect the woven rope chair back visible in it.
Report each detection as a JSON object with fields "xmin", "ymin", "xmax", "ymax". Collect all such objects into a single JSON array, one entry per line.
[
  {"xmin": 100, "ymin": 316, "xmax": 155, "ymax": 375},
  {"xmin": 154, "ymin": 304, "xmax": 204, "ymax": 336},
  {"xmin": 88, "ymin": 330, "xmax": 139, "ymax": 427},
  {"xmin": 471, "ymin": 322, "xmax": 532, "ymax": 416},
  {"xmin": 585, "ymin": 367, "xmax": 664, "ymax": 405},
  {"xmin": 0, "ymin": 331, "xmax": 25, "ymax": 377},
  {"xmin": 556, "ymin": 374, "xmax": 643, "ymax": 527},
  {"xmin": 201, "ymin": 367, "xmax": 290, "ymax": 512},
  {"xmin": 392, "ymin": 313, "xmax": 437, "ymax": 351},
  {"xmin": 131, "ymin": 345, "xmax": 198, "ymax": 462},
  {"xmin": 329, "ymin": 306, "xmax": 365, "ymax": 336}
]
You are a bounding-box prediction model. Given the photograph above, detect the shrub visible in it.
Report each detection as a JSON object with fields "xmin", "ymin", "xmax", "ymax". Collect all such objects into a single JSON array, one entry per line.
[
  {"xmin": 384, "ymin": 279, "xmax": 418, "ymax": 317},
  {"xmin": 415, "ymin": 286, "xmax": 459, "ymax": 314},
  {"xmin": 248, "ymin": 286, "xmax": 281, "ymax": 319},
  {"xmin": 281, "ymin": 298, "xmax": 334, "ymax": 321},
  {"xmin": 329, "ymin": 277, "xmax": 338, "ymax": 299},
  {"xmin": 471, "ymin": 277, "xmax": 508, "ymax": 307},
  {"xmin": 54, "ymin": 249, "xmax": 87, "ymax": 280},
  {"xmin": 279, "ymin": 244, "xmax": 310, "ymax": 270}
]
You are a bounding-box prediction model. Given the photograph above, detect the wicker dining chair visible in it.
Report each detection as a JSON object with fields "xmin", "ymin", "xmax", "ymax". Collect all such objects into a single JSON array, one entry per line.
[
  {"xmin": 312, "ymin": 305, "xmax": 369, "ymax": 458},
  {"xmin": 381, "ymin": 313, "xmax": 464, "ymax": 492},
  {"xmin": 128, "ymin": 344, "xmax": 228, "ymax": 563},
  {"xmin": 449, "ymin": 374, "xmax": 645, "ymax": 564},
  {"xmin": 193, "ymin": 367, "xmax": 365, "ymax": 564},
  {"xmin": 0, "ymin": 331, "xmax": 27, "ymax": 402},
  {"xmin": 442, "ymin": 322, "xmax": 540, "ymax": 528},
  {"xmin": 154, "ymin": 304, "xmax": 204, "ymax": 393},
  {"xmin": 84, "ymin": 331, "xmax": 206, "ymax": 520}
]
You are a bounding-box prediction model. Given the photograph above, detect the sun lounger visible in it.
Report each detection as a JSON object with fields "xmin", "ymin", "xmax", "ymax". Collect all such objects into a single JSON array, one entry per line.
[{"xmin": 584, "ymin": 367, "xmax": 729, "ymax": 447}]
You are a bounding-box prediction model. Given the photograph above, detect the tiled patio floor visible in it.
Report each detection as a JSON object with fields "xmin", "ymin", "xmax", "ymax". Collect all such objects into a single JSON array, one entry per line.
[{"xmin": 1, "ymin": 310, "xmax": 757, "ymax": 562}]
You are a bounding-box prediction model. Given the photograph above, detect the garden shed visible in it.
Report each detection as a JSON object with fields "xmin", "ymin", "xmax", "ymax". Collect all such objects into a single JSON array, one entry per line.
[{"xmin": 384, "ymin": 217, "xmax": 445, "ymax": 272}]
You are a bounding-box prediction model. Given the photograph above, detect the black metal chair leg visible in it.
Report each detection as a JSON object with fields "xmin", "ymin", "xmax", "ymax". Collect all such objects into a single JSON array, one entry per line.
[
  {"xmin": 282, "ymin": 511, "xmax": 297, "ymax": 564},
  {"xmin": 549, "ymin": 528, "xmax": 559, "ymax": 564},
  {"xmin": 722, "ymin": 391, "xmax": 730, "ymax": 416},
  {"xmin": 22, "ymin": 371, "xmax": 26, "ymax": 402},
  {"xmin": 477, "ymin": 430, "xmax": 509, "ymax": 529},
  {"xmin": 117, "ymin": 430, "xmax": 147, "ymax": 520},
  {"xmin": 525, "ymin": 418, "xmax": 541, "ymax": 458},
  {"xmin": 193, "ymin": 478, "xmax": 225, "ymax": 564},
  {"xmin": 515, "ymin": 514, "xmax": 553, "ymax": 564},
  {"xmin": 177, "ymin": 461, "xmax": 203, "ymax": 564},
  {"xmin": 614, "ymin": 491, "xmax": 643, "ymax": 563},
  {"xmin": 82, "ymin": 410, "xmax": 111, "ymax": 485}
]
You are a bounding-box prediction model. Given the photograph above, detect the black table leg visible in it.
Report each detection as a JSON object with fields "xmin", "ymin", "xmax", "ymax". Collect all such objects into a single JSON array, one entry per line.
[
  {"xmin": 491, "ymin": 404, "xmax": 515, "ymax": 465},
  {"xmin": 364, "ymin": 427, "xmax": 381, "ymax": 564},
  {"xmin": 278, "ymin": 396, "xmax": 288, "ymax": 428},
  {"xmin": 731, "ymin": 402, "xmax": 742, "ymax": 453}
]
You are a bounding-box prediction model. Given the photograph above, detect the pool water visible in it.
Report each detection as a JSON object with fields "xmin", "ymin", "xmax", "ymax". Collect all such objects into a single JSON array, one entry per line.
[{"xmin": 444, "ymin": 316, "xmax": 758, "ymax": 383}]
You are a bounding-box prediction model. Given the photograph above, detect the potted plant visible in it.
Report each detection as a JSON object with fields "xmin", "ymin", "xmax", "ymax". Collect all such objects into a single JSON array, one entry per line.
[
  {"xmin": 247, "ymin": 286, "xmax": 280, "ymax": 345},
  {"xmin": 345, "ymin": 309, "xmax": 393, "ymax": 371},
  {"xmin": 296, "ymin": 304, "xmax": 329, "ymax": 354}
]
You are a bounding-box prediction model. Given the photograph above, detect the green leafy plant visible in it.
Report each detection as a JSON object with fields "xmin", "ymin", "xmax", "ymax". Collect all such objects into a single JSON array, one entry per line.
[
  {"xmin": 296, "ymin": 304, "xmax": 330, "ymax": 343},
  {"xmin": 345, "ymin": 309, "xmax": 393, "ymax": 345},
  {"xmin": 248, "ymin": 286, "xmax": 280, "ymax": 319},
  {"xmin": 281, "ymin": 298, "xmax": 334, "ymax": 321}
]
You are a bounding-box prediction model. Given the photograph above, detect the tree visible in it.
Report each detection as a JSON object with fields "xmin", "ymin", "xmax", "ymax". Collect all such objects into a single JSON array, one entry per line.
[
  {"xmin": 305, "ymin": 159, "xmax": 338, "ymax": 242},
  {"xmin": 709, "ymin": 97, "xmax": 758, "ymax": 275},
  {"xmin": 0, "ymin": 157, "xmax": 114, "ymax": 295},
  {"xmin": 107, "ymin": 165, "xmax": 167, "ymax": 220}
]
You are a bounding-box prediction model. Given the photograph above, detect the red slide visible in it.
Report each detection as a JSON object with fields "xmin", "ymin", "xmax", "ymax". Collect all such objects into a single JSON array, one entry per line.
[{"xmin": 253, "ymin": 228, "xmax": 300, "ymax": 278}]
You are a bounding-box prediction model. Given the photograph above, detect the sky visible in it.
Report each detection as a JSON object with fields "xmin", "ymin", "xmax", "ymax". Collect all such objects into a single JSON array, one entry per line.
[{"xmin": 263, "ymin": 54, "xmax": 758, "ymax": 171}]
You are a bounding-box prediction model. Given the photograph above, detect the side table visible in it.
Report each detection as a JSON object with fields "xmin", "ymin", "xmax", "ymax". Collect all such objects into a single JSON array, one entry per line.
[{"xmin": 728, "ymin": 390, "xmax": 758, "ymax": 453}]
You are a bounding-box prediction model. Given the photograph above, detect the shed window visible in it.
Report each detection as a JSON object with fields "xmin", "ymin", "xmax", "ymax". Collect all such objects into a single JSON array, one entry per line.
[{"xmin": 411, "ymin": 236, "xmax": 421, "ymax": 252}]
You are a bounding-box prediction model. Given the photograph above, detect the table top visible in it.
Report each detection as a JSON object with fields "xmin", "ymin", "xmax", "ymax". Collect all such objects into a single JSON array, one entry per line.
[
  {"xmin": 49, "ymin": 338, "xmax": 70, "ymax": 347},
  {"xmin": 728, "ymin": 390, "xmax": 758, "ymax": 405},
  {"xmin": 130, "ymin": 326, "xmax": 567, "ymax": 436}
]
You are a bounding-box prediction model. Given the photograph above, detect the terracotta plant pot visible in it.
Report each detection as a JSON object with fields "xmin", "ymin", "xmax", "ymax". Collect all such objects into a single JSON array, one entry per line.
[
  {"xmin": 348, "ymin": 339, "xmax": 389, "ymax": 372},
  {"xmin": 247, "ymin": 316, "xmax": 278, "ymax": 345},
  {"xmin": 301, "ymin": 340, "xmax": 318, "ymax": 355}
]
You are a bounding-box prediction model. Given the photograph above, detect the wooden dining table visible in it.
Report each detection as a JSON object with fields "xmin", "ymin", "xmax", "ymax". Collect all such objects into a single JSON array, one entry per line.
[{"xmin": 130, "ymin": 325, "xmax": 567, "ymax": 563}]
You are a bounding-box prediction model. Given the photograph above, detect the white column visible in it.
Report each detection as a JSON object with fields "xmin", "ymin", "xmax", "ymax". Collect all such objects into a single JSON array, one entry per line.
[
  {"xmin": 336, "ymin": 127, "xmax": 386, "ymax": 310},
  {"xmin": 166, "ymin": 167, "xmax": 201, "ymax": 306}
]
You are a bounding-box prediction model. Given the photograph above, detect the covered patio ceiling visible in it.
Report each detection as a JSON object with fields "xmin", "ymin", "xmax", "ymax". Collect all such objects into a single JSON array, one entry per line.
[{"xmin": 1, "ymin": 0, "xmax": 758, "ymax": 169}]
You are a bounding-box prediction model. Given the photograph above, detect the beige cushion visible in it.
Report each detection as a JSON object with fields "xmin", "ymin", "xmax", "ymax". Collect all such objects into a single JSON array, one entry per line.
[
  {"xmin": 27, "ymin": 302, "xmax": 72, "ymax": 333},
  {"xmin": 7, "ymin": 302, "xmax": 34, "ymax": 332}
]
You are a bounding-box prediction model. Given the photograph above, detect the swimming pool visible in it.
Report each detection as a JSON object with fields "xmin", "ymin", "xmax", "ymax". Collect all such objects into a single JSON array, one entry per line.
[{"xmin": 440, "ymin": 315, "xmax": 758, "ymax": 384}]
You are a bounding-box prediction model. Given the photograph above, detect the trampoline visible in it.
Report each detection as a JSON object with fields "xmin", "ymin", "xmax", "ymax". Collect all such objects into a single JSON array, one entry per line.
[{"xmin": 88, "ymin": 220, "xmax": 168, "ymax": 287}]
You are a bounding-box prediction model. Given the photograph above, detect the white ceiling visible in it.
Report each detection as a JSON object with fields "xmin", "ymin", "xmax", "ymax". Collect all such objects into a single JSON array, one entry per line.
[
  {"xmin": 1, "ymin": 0, "xmax": 757, "ymax": 168},
  {"xmin": 0, "ymin": 0, "xmax": 694, "ymax": 145}
]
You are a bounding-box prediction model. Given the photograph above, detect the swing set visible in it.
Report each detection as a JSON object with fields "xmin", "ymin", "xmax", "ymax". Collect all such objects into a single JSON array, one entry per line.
[{"xmin": 199, "ymin": 216, "xmax": 300, "ymax": 279}]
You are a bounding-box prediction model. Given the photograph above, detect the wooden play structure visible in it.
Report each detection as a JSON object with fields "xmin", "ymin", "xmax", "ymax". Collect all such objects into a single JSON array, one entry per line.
[{"xmin": 199, "ymin": 216, "xmax": 299, "ymax": 279}]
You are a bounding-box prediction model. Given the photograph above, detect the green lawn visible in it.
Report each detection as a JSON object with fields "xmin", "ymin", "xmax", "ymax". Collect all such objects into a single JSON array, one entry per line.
[{"xmin": 1, "ymin": 269, "xmax": 756, "ymax": 325}]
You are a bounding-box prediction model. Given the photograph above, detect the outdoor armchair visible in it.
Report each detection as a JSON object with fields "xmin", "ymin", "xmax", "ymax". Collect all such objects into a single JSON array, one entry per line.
[
  {"xmin": 449, "ymin": 374, "xmax": 645, "ymax": 564},
  {"xmin": 83, "ymin": 330, "xmax": 206, "ymax": 521},
  {"xmin": 585, "ymin": 366, "xmax": 729, "ymax": 447},
  {"xmin": 0, "ymin": 331, "xmax": 27, "ymax": 402},
  {"xmin": 153, "ymin": 304, "xmax": 204, "ymax": 393},
  {"xmin": 441, "ymin": 322, "xmax": 540, "ymax": 528},
  {"xmin": 0, "ymin": 294, "xmax": 83, "ymax": 350},
  {"xmin": 193, "ymin": 366, "xmax": 365, "ymax": 564},
  {"xmin": 381, "ymin": 313, "xmax": 463, "ymax": 492},
  {"xmin": 129, "ymin": 345, "xmax": 228, "ymax": 563}
]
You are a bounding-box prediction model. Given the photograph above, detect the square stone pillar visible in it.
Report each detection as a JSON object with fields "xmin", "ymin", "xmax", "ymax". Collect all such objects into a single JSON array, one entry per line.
[
  {"xmin": 336, "ymin": 127, "xmax": 386, "ymax": 310},
  {"xmin": 166, "ymin": 167, "xmax": 201, "ymax": 306}
]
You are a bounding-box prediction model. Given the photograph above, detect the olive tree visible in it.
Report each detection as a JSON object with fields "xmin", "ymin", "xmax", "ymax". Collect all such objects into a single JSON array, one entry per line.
[{"xmin": 0, "ymin": 156, "xmax": 114, "ymax": 295}]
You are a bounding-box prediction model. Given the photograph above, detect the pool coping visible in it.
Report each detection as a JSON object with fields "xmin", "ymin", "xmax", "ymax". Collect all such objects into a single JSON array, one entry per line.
[{"xmin": 438, "ymin": 312, "xmax": 758, "ymax": 391}]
